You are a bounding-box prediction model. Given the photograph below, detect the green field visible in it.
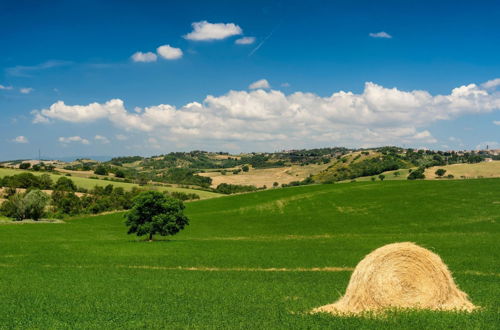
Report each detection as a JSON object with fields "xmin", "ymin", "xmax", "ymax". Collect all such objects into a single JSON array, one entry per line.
[
  {"xmin": 0, "ymin": 179, "xmax": 498, "ymax": 328},
  {"xmin": 0, "ymin": 168, "xmax": 222, "ymax": 199}
]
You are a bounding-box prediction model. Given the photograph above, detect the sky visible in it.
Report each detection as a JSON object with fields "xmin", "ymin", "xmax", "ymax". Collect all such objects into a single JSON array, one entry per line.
[{"xmin": 1, "ymin": 0, "xmax": 499, "ymax": 160}]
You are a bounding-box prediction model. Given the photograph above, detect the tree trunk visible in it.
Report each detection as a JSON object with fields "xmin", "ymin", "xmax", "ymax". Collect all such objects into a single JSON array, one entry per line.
[{"xmin": 149, "ymin": 232, "xmax": 153, "ymax": 242}]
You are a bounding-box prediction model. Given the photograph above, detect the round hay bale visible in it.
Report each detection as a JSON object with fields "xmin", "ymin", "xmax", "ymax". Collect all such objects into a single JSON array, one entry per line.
[{"xmin": 312, "ymin": 242, "xmax": 476, "ymax": 315}]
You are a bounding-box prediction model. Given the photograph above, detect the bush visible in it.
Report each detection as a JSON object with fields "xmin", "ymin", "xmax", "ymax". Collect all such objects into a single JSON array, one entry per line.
[
  {"xmin": 0, "ymin": 190, "xmax": 49, "ymax": 221},
  {"xmin": 215, "ymin": 183, "xmax": 257, "ymax": 194},
  {"xmin": 94, "ymin": 165, "xmax": 108, "ymax": 176},
  {"xmin": 407, "ymin": 168, "xmax": 425, "ymax": 180},
  {"xmin": 54, "ymin": 177, "xmax": 77, "ymax": 192},
  {"xmin": 242, "ymin": 165, "xmax": 249, "ymax": 172},
  {"xmin": 435, "ymin": 168, "xmax": 447, "ymax": 177},
  {"xmin": 19, "ymin": 163, "xmax": 31, "ymax": 170}
]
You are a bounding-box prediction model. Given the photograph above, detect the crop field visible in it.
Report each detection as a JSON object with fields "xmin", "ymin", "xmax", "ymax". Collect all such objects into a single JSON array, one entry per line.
[
  {"xmin": 425, "ymin": 161, "xmax": 500, "ymax": 179},
  {"xmin": 0, "ymin": 179, "xmax": 498, "ymax": 328},
  {"xmin": 0, "ymin": 168, "xmax": 221, "ymax": 199},
  {"xmin": 199, "ymin": 162, "xmax": 331, "ymax": 188}
]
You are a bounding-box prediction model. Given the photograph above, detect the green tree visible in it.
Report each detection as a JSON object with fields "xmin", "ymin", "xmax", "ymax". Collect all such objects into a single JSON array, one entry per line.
[
  {"xmin": 407, "ymin": 168, "xmax": 425, "ymax": 180},
  {"xmin": 114, "ymin": 169, "xmax": 126, "ymax": 178},
  {"xmin": 273, "ymin": 181, "xmax": 279, "ymax": 188},
  {"xmin": 24, "ymin": 190, "xmax": 50, "ymax": 220},
  {"xmin": 242, "ymin": 165, "xmax": 249, "ymax": 172},
  {"xmin": 19, "ymin": 162, "xmax": 31, "ymax": 170},
  {"xmin": 378, "ymin": 174, "xmax": 385, "ymax": 181},
  {"xmin": 54, "ymin": 176, "xmax": 77, "ymax": 191},
  {"xmin": 94, "ymin": 165, "xmax": 108, "ymax": 175},
  {"xmin": 435, "ymin": 168, "xmax": 447, "ymax": 177},
  {"xmin": 0, "ymin": 190, "xmax": 49, "ymax": 221},
  {"xmin": 125, "ymin": 191, "xmax": 189, "ymax": 241}
]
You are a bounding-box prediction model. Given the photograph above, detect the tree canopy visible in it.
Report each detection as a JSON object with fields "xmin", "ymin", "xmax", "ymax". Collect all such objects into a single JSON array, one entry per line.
[{"xmin": 124, "ymin": 191, "xmax": 189, "ymax": 241}]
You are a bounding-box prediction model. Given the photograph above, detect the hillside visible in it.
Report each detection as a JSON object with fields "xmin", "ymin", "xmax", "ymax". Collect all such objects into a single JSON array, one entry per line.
[
  {"xmin": 0, "ymin": 168, "xmax": 221, "ymax": 199},
  {"xmin": 0, "ymin": 179, "xmax": 498, "ymax": 328}
]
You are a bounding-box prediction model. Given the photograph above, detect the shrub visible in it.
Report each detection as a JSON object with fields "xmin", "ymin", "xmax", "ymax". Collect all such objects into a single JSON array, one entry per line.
[
  {"xmin": 407, "ymin": 168, "xmax": 425, "ymax": 180},
  {"xmin": 94, "ymin": 165, "xmax": 108, "ymax": 176},
  {"xmin": 19, "ymin": 163, "xmax": 31, "ymax": 170}
]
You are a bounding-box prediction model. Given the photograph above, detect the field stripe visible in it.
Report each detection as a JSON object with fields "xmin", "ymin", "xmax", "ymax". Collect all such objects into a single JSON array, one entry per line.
[
  {"xmin": 3, "ymin": 263, "xmax": 497, "ymax": 276},
  {"xmin": 118, "ymin": 265, "xmax": 355, "ymax": 272}
]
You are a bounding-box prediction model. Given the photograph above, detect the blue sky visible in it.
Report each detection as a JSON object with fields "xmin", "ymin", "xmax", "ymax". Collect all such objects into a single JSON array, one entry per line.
[{"xmin": 1, "ymin": 0, "xmax": 499, "ymax": 160}]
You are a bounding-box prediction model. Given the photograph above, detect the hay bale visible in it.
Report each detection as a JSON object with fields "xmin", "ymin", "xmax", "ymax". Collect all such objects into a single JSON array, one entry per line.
[{"xmin": 313, "ymin": 242, "xmax": 476, "ymax": 315}]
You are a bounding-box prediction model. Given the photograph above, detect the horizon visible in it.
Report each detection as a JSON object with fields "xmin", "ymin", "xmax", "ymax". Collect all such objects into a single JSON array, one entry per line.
[{"xmin": 1, "ymin": 0, "xmax": 499, "ymax": 160}]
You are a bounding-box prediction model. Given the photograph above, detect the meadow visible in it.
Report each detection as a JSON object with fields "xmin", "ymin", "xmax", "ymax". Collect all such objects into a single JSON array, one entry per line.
[
  {"xmin": 0, "ymin": 179, "xmax": 498, "ymax": 328},
  {"xmin": 0, "ymin": 168, "xmax": 221, "ymax": 199}
]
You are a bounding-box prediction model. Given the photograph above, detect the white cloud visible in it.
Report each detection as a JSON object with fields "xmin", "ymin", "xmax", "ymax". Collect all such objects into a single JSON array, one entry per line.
[
  {"xmin": 115, "ymin": 134, "xmax": 128, "ymax": 141},
  {"xmin": 249, "ymin": 79, "xmax": 270, "ymax": 89},
  {"xmin": 12, "ymin": 136, "xmax": 29, "ymax": 144},
  {"xmin": 58, "ymin": 136, "xmax": 90, "ymax": 145},
  {"xmin": 482, "ymin": 78, "xmax": 500, "ymax": 89},
  {"xmin": 281, "ymin": 82, "xmax": 290, "ymax": 87},
  {"xmin": 0, "ymin": 84, "xmax": 13, "ymax": 90},
  {"xmin": 493, "ymin": 121, "xmax": 500, "ymax": 126},
  {"xmin": 34, "ymin": 80, "xmax": 500, "ymax": 149},
  {"xmin": 20, "ymin": 87, "xmax": 33, "ymax": 94},
  {"xmin": 184, "ymin": 21, "xmax": 242, "ymax": 41},
  {"xmin": 157, "ymin": 45, "xmax": 183, "ymax": 60},
  {"xmin": 94, "ymin": 135, "xmax": 110, "ymax": 144},
  {"xmin": 369, "ymin": 31, "xmax": 392, "ymax": 39},
  {"xmin": 235, "ymin": 36, "xmax": 255, "ymax": 45},
  {"xmin": 131, "ymin": 51, "xmax": 157, "ymax": 62}
]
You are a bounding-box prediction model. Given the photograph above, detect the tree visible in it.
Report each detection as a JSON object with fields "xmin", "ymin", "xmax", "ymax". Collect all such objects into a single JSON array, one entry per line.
[
  {"xmin": 54, "ymin": 176, "xmax": 77, "ymax": 192},
  {"xmin": 407, "ymin": 168, "xmax": 425, "ymax": 180},
  {"xmin": 23, "ymin": 190, "xmax": 50, "ymax": 220},
  {"xmin": 0, "ymin": 190, "xmax": 49, "ymax": 221},
  {"xmin": 114, "ymin": 169, "xmax": 126, "ymax": 178},
  {"xmin": 371, "ymin": 177, "xmax": 376, "ymax": 181},
  {"xmin": 94, "ymin": 165, "xmax": 108, "ymax": 175},
  {"xmin": 273, "ymin": 181, "xmax": 279, "ymax": 188},
  {"xmin": 378, "ymin": 174, "xmax": 385, "ymax": 181},
  {"xmin": 393, "ymin": 171, "xmax": 400, "ymax": 177},
  {"xmin": 19, "ymin": 162, "xmax": 31, "ymax": 170},
  {"xmin": 435, "ymin": 168, "xmax": 447, "ymax": 178},
  {"xmin": 242, "ymin": 165, "xmax": 249, "ymax": 172},
  {"xmin": 125, "ymin": 191, "xmax": 189, "ymax": 241}
]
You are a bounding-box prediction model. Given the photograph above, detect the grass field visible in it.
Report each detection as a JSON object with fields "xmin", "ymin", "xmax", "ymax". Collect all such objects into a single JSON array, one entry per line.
[
  {"xmin": 0, "ymin": 179, "xmax": 498, "ymax": 328},
  {"xmin": 0, "ymin": 168, "xmax": 221, "ymax": 199}
]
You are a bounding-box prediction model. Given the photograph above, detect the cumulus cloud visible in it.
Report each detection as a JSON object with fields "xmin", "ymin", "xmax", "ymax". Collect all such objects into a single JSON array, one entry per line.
[
  {"xmin": 58, "ymin": 136, "xmax": 90, "ymax": 145},
  {"xmin": 12, "ymin": 136, "xmax": 29, "ymax": 143},
  {"xmin": 369, "ymin": 31, "xmax": 392, "ymax": 39},
  {"xmin": 482, "ymin": 78, "xmax": 500, "ymax": 89},
  {"xmin": 131, "ymin": 51, "xmax": 157, "ymax": 62},
  {"xmin": 20, "ymin": 87, "xmax": 33, "ymax": 94},
  {"xmin": 235, "ymin": 36, "xmax": 255, "ymax": 45},
  {"xmin": 249, "ymin": 79, "xmax": 270, "ymax": 89},
  {"xmin": 94, "ymin": 135, "xmax": 110, "ymax": 144},
  {"xmin": 0, "ymin": 84, "xmax": 13, "ymax": 90},
  {"xmin": 184, "ymin": 21, "xmax": 242, "ymax": 41},
  {"xmin": 34, "ymin": 80, "xmax": 500, "ymax": 149},
  {"xmin": 157, "ymin": 45, "xmax": 183, "ymax": 60}
]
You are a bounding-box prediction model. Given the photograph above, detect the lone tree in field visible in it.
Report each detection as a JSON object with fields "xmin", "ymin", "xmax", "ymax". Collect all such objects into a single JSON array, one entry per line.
[
  {"xmin": 435, "ymin": 168, "xmax": 447, "ymax": 178},
  {"xmin": 125, "ymin": 191, "xmax": 189, "ymax": 241}
]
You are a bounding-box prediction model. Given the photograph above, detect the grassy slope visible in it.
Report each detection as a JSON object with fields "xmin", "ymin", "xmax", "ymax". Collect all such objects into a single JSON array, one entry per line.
[
  {"xmin": 0, "ymin": 180, "xmax": 498, "ymax": 328},
  {"xmin": 0, "ymin": 168, "xmax": 221, "ymax": 199}
]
